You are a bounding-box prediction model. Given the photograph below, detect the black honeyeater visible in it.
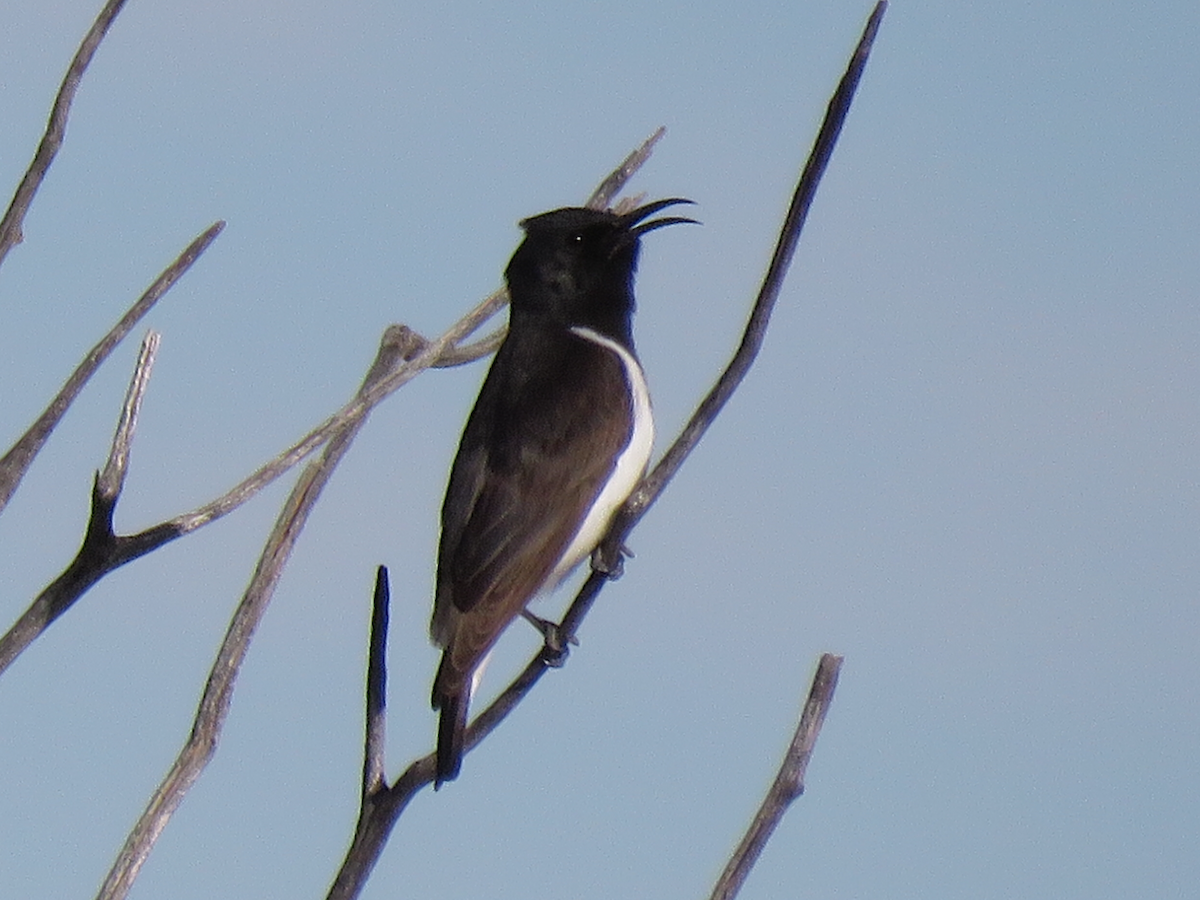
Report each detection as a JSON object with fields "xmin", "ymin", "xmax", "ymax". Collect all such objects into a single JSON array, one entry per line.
[{"xmin": 430, "ymin": 198, "xmax": 695, "ymax": 786}]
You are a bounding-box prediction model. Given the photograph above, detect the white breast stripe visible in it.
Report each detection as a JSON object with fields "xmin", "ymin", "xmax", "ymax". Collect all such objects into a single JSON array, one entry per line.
[{"xmin": 544, "ymin": 326, "xmax": 654, "ymax": 589}]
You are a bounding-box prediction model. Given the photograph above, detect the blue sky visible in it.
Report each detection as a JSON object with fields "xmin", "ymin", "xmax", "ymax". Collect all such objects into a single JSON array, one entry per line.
[{"xmin": 1, "ymin": 1, "xmax": 1197, "ymax": 898}]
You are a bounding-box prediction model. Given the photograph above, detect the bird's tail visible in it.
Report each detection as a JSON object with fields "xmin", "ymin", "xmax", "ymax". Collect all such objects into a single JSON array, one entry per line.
[{"xmin": 431, "ymin": 657, "xmax": 469, "ymax": 788}]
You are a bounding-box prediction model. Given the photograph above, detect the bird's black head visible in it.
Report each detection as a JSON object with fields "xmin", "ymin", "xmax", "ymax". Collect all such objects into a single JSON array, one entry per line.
[{"xmin": 504, "ymin": 198, "xmax": 695, "ymax": 338}]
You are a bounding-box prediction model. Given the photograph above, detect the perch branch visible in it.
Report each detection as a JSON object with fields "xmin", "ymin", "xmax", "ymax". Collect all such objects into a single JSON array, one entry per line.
[
  {"xmin": 0, "ymin": 0, "xmax": 132, "ymax": 268},
  {"xmin": 1, "ymin": 121, "xmax": 668, "ymax": 678},
  {"xmin": 325, "ymin": 6, "xmax": 886, "ymax": 897},
  {"xmin": 602, "ymin": 0, "xmax": 887, "ymax": 564},
  {"xmin": 97, "ymin": 133, "xmax": 665, "ymax": 900},
  {"xmin": 561, "ymin": 0, "xmax": 886, "ymax": 645}
]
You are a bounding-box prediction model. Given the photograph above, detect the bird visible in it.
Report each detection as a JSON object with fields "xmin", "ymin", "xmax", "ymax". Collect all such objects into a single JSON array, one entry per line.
[{"xmin": 429, "ymin": 197, "xmax": 695, "ymax": 786}]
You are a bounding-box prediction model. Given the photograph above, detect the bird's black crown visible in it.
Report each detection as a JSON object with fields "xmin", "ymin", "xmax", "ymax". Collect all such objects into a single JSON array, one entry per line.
[{"xmin": 504, "ymin": 199, "xmax": 695, "ymax": 331}]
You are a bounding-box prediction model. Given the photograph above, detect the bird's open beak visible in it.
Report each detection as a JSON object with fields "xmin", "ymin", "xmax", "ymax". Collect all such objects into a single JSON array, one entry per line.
[{"xmin": 623, "ymin": 197, "xmax": 699, "ymax": 236}]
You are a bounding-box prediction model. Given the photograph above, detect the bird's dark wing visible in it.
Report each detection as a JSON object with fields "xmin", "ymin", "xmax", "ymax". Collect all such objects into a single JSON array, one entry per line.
[{"xmin": 432, "ymin": 330, "xmax": 632, "ymax": 678}]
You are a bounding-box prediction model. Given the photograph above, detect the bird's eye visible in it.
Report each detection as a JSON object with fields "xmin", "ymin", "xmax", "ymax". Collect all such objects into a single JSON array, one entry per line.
[{"xmin": 571, "ymin": 232, "xmax": 585, "ymax": 243}]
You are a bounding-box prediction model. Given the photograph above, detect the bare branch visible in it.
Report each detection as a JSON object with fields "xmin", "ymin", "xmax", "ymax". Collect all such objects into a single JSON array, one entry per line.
[
  {"xmin": 99, "ymin": 331, "xmax": 159, "ymax": 500},
  {"xmin": 4, "ymin": 119, "xmax": 668, "ymax": 673},
  {"xmin": 364, "ymin": 566, "xmax": 390, "ymax": 799},
  {"xmin": 603, "ymin": 0, "xmax": 888, "ymax": 560},
  {"xmin": 323, "ymin": 9, "xmax": 885, "ymax": 894},
  {"xmin": 0, "ymin": 337, "xmax": 180, "ymax": 676},
  {"xmin": 96, "ymin": 324, "xmax": 411, "ymax": 900},
  {"xmin": 0, "ymin": 0, "xmax": 132, "ymax": 268},
  {"xmin": 557, "ymin": 0, "xmax": 888, "ymax": 648},
  {"xmin": 0, "ymin": 275, "xmax": 501, "ymax": 684},
  {"xmin": 0, "ymin": 294, "xmax": 492, "ymax": 677},
  {"xmin": 709, "ymin": 653, "xmax": 844, "ymax": 900},
  {"xmin": 98, "ymin": 122, "xmax": 671, "ymax": 891},
  {"xmin": 0, "ymin": 221, "xmax": 224, "ymax": 514},
  {"xmin": 165, "ymin": 290, "xmax": 506, "ymax": 538},
  {"xmin": 586, "ymin": 126, "xmax": 666, "ymax": 210},
  {"xmin": 407, "ymin": 326, "xmax": 506, "ymax": 369}
]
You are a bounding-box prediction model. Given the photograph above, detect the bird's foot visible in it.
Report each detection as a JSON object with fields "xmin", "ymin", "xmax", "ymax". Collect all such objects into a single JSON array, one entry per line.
[
  {"xmin": 521, "ymin": 610, "xmax": 576, "ymax": 667},
  {"xmin": 590, "ymin": 542, "xmax": 633, "ymax": 579}
]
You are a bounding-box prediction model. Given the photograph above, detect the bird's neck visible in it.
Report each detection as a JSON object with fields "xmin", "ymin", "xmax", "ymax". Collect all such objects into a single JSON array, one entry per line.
[{"xmin": 510, "ymin": 302, "xmax": 635, "ymax": 352}]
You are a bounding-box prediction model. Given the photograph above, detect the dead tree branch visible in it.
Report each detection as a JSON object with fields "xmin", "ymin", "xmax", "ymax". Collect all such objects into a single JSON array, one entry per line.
[
  {"xmin": 603, "ymin": 0, "xmax": 888, "ymax": 564},
  {"xmin": 325, "ymin": 6, "xmax": 886, "ymax": 897},
  {"xmin": 0, "ymin": 331, "xmax": 182, "ymax": 675},
  {"xmin": 0, "ymin": 245, "xmax": 490, "ymax": 676},
  {"xmin": 98, "ymin": 331, "xmax": 160, "ymax": 500},
  {"xmin": 363, "ymin": 567, "xmax": 391, "ymax": 800},
  {"xmin": 587, "ymin": 126, "xmax": 667, "ymax": 210},
  {"xmin": 94, "ymin": 324, "xmax": 419, "ymax": 900},
  {"xmin": 709, "ymin": 653, "xmax": 844, "ymax": 900},
  {"xmin": 0, "ymin": 113, "xmax": 672, "ymax": 676},
  {"xmin": 0, "ymin": 0, "xmax": 131, "ymax": 268},
  {"xmin": 95, "ymin": 134, "xmax": 665, "ymax": 900},
  {"xmin": 0, "ymin": 221, "xmax": 224, "ymax": 514}
]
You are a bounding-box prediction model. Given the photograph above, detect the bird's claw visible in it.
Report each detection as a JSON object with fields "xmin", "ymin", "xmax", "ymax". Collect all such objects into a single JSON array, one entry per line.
[
  {"xmin": 521, "ymin": 610, "xmax": 577, "ymax": 666},
  {"xmin": 590, "ymin": 542, "xmax": 633, "ymax": 579}
]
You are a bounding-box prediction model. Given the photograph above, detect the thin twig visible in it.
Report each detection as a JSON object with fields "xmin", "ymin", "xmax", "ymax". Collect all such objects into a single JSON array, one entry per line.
[
  {"xmin": 0, "ymin": 221, "xmax": 224, "ymax": 514},
  {"xmin": 586, "ymin": 126, "xmax": 666, "ymax": 210},
  {"xmin": 0, "ymin": 0, "xmax": 131, "ymax": 268},
  {"xmin": 99, "ymin": 331, "xmax": 160, "ymax": 500},
  {"xmin": 423, "ymin": 326, "xmax": 506, "ymax": 368},
  {"xmin": 166, "ymin": 292, "xmax": 506, "ymax": 537},
  {"xmin": 325, "ymin": 8, "xmax": 885, "ymax": 896},
  {"xmin": 364, "ymin": 567, "xmax": 390, "ymax": 799},
  {"xmin": 709, "ymin": 653, "xmax": 844, "ymax": 900}
]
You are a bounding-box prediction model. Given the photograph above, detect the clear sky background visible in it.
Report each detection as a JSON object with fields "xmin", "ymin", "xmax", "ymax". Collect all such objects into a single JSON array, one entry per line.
[{"xmin": 1, "ymin": 1, "xmax": 1197, "ymax": 898}]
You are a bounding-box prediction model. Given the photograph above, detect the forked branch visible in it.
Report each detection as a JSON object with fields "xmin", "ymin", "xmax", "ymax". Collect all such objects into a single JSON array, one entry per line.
[
  {"xmin": 0, "ymin": 221, "xmax": 224, "ymax": 515},
  {"xmin": 0, "ymin": 331, "xmax": 182, "ymax": 675}
]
